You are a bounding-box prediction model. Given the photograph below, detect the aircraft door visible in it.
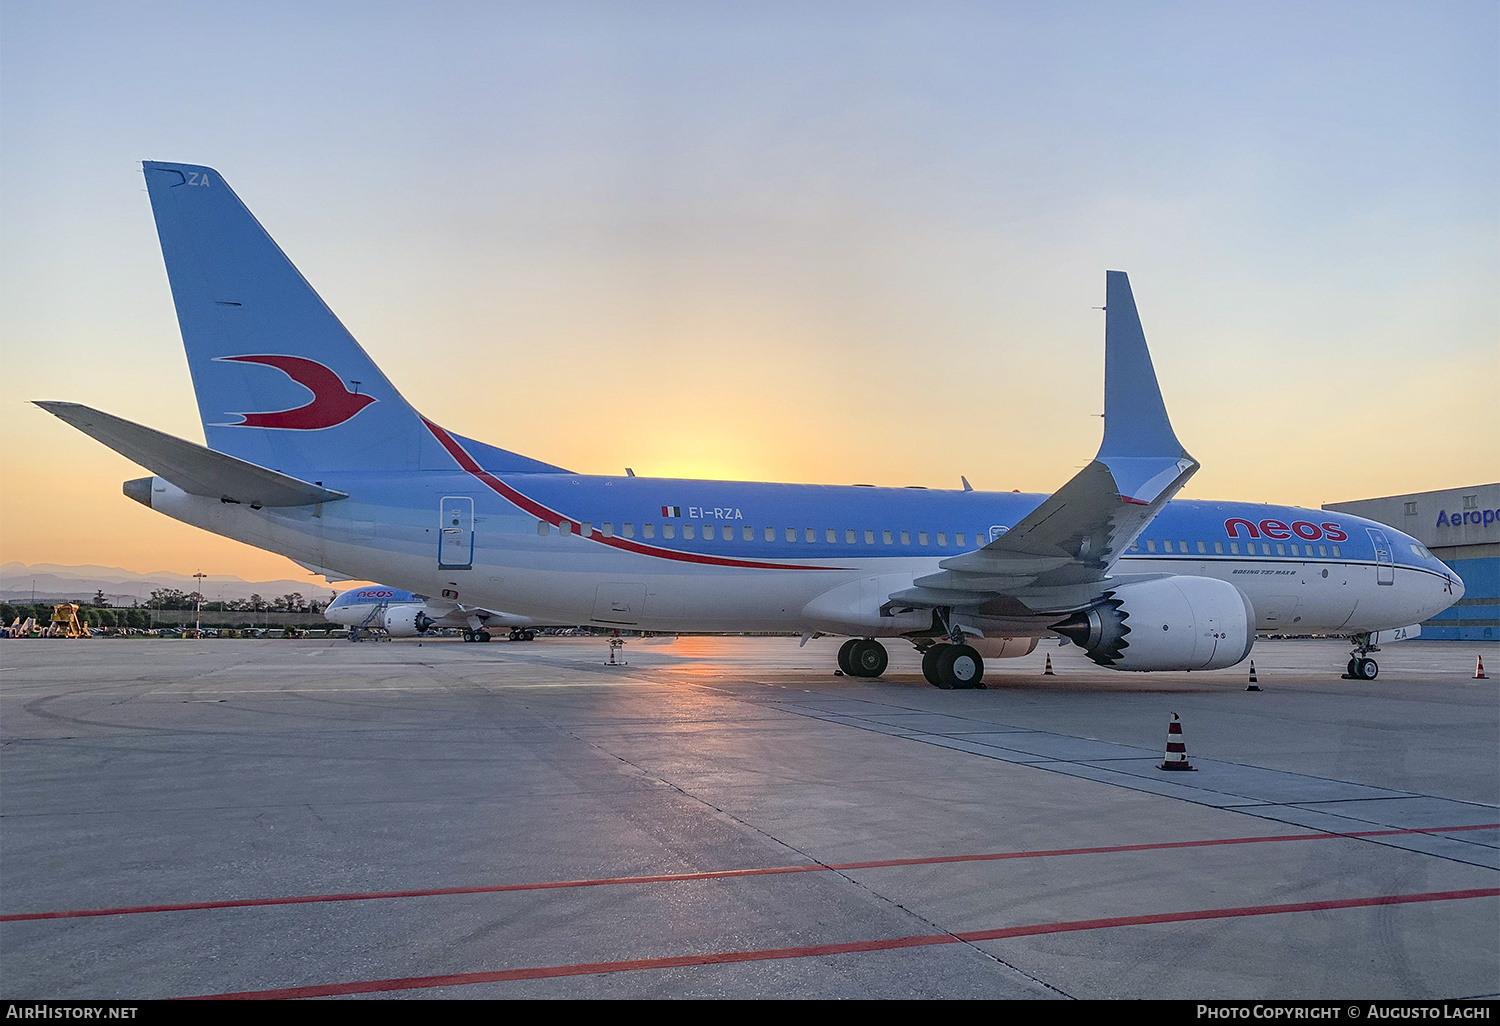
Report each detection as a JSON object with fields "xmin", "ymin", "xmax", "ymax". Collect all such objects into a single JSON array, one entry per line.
[
  {"xmin": 439, "ymin": 496, "xmax": 475, "ymax": 569},
  {"xmin": 1366, "ymin": 528, "xmax": 1394, "ymax": 586}
]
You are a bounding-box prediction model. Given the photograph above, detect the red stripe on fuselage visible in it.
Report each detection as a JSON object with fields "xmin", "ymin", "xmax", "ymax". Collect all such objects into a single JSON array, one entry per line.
[{"xmin": 420, "ymin": 419, "xmax": 847, "ymax": 572}]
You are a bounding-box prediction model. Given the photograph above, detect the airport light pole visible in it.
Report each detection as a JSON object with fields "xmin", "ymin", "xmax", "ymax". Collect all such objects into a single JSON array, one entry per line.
[{"xmin": 193, "ymin": 571, "xmax": 206, "ymax": 636}]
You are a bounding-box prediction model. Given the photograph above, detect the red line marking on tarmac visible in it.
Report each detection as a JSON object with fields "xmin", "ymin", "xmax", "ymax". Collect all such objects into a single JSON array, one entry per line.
[
  {"xmin": 189, "ymin": 887, "xmax": 1500, "ymax": 999},
  {"xmin": 5, "ymin": 823, "xmax": 1494, "ymax": 924}
]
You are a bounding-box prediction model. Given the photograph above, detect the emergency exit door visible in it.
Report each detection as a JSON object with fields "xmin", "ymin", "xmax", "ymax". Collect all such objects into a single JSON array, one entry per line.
[{"xmin": 439, "ymin": 496, "xmax": 474, "ymax": 569}]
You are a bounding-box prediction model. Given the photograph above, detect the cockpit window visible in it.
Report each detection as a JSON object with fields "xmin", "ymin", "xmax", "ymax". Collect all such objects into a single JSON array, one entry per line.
[{"xmin": 1410, "ymin": 543, "xmax": 1433, "ymax": 560}]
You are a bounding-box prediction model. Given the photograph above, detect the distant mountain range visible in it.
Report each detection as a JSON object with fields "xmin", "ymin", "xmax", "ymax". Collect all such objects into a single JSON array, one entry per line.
[{"xmin": 0, "ymin": 562, "xmax": 356, "ymax": 607}]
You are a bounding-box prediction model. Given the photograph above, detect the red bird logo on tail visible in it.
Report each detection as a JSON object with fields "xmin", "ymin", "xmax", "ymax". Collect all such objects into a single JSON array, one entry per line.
[{"xmin": 217, "ymin": 355, "xmax": 377, "ymax": 430}]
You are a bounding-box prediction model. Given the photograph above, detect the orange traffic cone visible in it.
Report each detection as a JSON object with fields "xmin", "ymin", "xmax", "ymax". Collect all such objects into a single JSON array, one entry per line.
[
  {"xmin": 1158, "ymin": 713, "xmax": 1195, "ymax": 771},
  {"xmin": 1246, "ymin": 661, "xmax": 1261, "ymax": 691},
  {"xmin": 1043, "ymin": 653, "xmax": 1055, "ymax": 676},
  {"xmin": 1475, "ymin": 656, "xmax": 1489, "ymax": 680}
]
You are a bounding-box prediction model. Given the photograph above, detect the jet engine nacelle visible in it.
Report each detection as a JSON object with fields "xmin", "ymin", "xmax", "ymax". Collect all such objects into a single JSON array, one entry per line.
[
  {"xmin": 383, "ymin": 605, "xmax": 434, "ymax": 637},
  {"xmin": 1052, "ymin": 576, "xmax": 1254, "ymax": 671}
]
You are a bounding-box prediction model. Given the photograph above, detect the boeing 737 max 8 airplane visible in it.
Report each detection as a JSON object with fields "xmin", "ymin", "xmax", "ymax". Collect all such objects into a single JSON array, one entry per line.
[{"xmin": 38, "ymin": 162, "xmax": 1464, "ymax": 688}]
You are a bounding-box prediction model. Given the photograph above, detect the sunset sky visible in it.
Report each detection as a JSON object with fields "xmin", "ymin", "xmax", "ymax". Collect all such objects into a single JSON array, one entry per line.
[{"xmin": 2, "ymin": 1, "xmax": 1496, "ymax": 584}]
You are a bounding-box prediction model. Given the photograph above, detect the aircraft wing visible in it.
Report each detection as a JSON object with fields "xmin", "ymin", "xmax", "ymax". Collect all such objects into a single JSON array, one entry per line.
[
  {"xmin": 36, "ymin": 401, "xmax": 348, "ymax": 507},
  {"xmin": 887, "ymin": 272, "xmax": 1196, "ymax": 612}
]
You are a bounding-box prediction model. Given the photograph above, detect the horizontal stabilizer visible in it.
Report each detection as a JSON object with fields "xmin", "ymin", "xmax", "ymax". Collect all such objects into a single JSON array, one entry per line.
[{"xmin": 36, "ymin": 402, "xmax": 348, "ymax": 507}]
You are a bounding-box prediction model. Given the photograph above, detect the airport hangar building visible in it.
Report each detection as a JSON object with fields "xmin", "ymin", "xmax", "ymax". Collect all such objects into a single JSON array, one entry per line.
[{"xmin": 1324, "ymin": 483, "xmax": 1499, "ymax": 642}]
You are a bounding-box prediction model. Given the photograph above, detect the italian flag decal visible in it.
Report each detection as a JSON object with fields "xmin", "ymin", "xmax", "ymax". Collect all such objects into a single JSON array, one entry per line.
[{"xmin": 661, "ymin": 506, "xmax": 680, "ymax": 517}]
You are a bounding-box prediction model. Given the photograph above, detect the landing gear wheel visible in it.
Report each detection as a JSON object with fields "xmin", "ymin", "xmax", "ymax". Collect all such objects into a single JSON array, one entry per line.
[
  {"xmin": 1346, "ymin": 658, "xmax": 1358, "ymax": 678},
  {"xmin": 937, "ymin": 645, "xmax": 985, "ymax": 689},
  {"xmin": 477, "ymin": 630, "xmax": 492, "ymax": 643},
  {"xmin": 462, "ymin": 630, "xmax": 474, "ymax": 643},
  {"xmin": 849, "ymin": 639, "xmax": 888, "ymax": 678},
  {"xmin": 922, "ymin": 645, "xmax": 947, "ymax": 687},
  {"xmin": 837, "ymin": 639, "xmax": 860, "ymax": 676},
  {"xmin": 1357, "ymin": 658, "xmax": 1378, "ymax": 680}
]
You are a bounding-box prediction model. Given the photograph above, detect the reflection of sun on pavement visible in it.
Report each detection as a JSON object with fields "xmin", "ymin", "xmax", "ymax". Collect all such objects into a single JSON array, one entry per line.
[{"xmin": 658, "ymin": 636, "xmax": 720, "ymax": 660}]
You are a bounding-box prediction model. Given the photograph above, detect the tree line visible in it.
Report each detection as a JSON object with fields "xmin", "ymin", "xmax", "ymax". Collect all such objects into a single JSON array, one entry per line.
[{"xmin": 3, "ymin": 587, "xmax": 335, "ymax": 631}]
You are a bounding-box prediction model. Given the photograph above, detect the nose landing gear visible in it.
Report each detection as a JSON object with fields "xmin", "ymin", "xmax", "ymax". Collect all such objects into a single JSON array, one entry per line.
[{"xmin": 1342, "ymin": 633, "xmax": 1379, "ymax": 680}]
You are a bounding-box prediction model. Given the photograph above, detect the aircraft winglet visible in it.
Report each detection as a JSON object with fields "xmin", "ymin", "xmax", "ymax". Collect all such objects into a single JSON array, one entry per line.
[
  {"xmin": 912, "ymin": 272, "xmax": 1197, "ymax": 598},
  {"xmin": 1099, "ymin": 271, "xmax": 1189, "ymax": 462}
]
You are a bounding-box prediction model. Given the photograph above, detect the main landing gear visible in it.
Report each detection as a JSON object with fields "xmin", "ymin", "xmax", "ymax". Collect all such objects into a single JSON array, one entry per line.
[
  {"xmin": 1342, "ymin": 633, "xmax": 1379, "ymax": 680},
  {"xmin": 915, "ymin": 608, "xmax": 987, "ymax": 689},
  {"xmin": 462, "ymin": 629, "xmax": 492, "ymax": 643},
  {"xmin": 837, "ymin": 638, "xmax": 888, "ymax": 678},
  {"xmin": 920, "ymin": 643, "xmax": 985, "ymax": 689},
  {"xmin": 833, "ymin": 635, "xmax": 987, "ymax": 689}
]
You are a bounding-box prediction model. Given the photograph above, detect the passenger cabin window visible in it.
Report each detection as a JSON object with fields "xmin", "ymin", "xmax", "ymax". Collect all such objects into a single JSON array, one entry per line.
[
  {"xmin": 900, "ymin": 531, "xmax": 911, "ymax": 545},
  {"xmin": 581, "ymin": 522, "xmax": 592, "ymax": 537},
  {"xmin": 805, "ymin": 528, "xmax": 816, "ymax": 543},
  {"xmin": 845, "ymin": 529, "xmax": 856, "ymax": 544},
  {"xmin": 937, "ymin": 532, "xmax": 948, "ymax": 546},
  {"xmin": 956, "ymin": 533, "xmax": 966, "ymax": 546},
  {"xmin": 623, "ymin": 523, "xmax": 634, "ymax": 539},
  {"xmin": 1319, "ymin": 544, "xmax": 1327, "ymax": 556},
  {"xmin": 602, "ymin": 522, "xmax": 614, "ymax": 538},
  {"xmin": 1197, "ymin": 541, "xmax": 1207, "ymax": 554},
  {"xmin": 826, "ymin": 529, "xmax": 837, "ymax": 543},
  {"xmin": 1128, "ymin": 541, "xmax": 1139, "ymax": 552},
  {"xmin": 1332, "ymin": 544, "xmax": 1341, "ymax": 556},
  {"xmin": 560, "ymin": 522, "xmax": 573, "ymax": 537},
  {"xmin": 537, "ymin": 521, "xmax": 549, "ymax": 536},
  {"xmin": 765, "ymin": 526, "xmax": 775, "ymax": 541},
  {"xmin": 663, "ymin": 524, "xmax": 674, "ymax": 539},
  {"xmin": 743, "ymin": 526, "xmax": 754, "ymax": 541},
  {"xmin": 683, "ymin": 525, "xmax": 695, "ymax": 540},
  {"xmin": 644, "ymin": 523, "xmax": 655, "ymax": 539},
  {"xmin": 1262, "ymin": 543, "xmax": 1272, "ymax": 555},
  {"xmin": 1163, "ymin": 540, "xmax": 1173, "ymax": 552},
  {"xmin": 919, "ymin": 532, "xmax": 929, "ymax": 546},
  {"xmin": 865, "ymin": 530, "xmax": 875, "ymax": 544},
  {"xmin": 1179, "ymin": 540, "xmax": 1188, "ymax": 552},
  {"xmin": 1146, "ymin": 539, "xmax": 1157, "ymax": 552},
  {"xmin": 1276, "ymin": 543, "xmax": 1286, "ymax": 555},
  {"xmin": 1214, "ymin": 541, "xmax": 1224, "ymax": 554},
  {"xmin": 882, "ymin": 530, "xmax": 893, "ymax": 545},
  {"xmin": 1229, "ymin": 541, "xmax": 1238, "ymax": 554}
]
